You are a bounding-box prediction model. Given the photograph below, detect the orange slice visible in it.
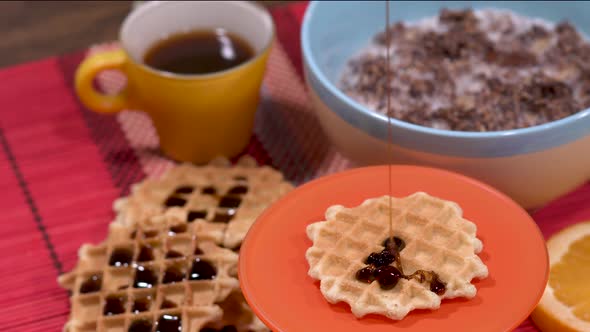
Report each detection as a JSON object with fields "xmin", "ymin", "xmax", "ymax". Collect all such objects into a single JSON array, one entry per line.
[{"xmin": 531, "ymin": 221, "xmax": 590, "ymax": 332}]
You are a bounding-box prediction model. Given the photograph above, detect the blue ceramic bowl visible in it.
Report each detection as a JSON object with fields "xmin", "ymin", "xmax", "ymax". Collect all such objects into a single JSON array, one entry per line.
[{"xmin": 302, "ymin": 1, "xmax": 590, "ymax": 209}]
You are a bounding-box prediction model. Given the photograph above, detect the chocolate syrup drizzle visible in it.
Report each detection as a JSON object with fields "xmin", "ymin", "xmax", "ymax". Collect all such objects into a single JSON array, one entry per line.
[{"xmin": 355, "ymin": 236, "xmax": 446, "ymax": 295}]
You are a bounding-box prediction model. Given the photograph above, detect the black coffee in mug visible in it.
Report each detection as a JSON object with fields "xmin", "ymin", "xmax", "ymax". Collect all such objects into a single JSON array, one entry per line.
[{"xmin": 144, "ymin": 28, "xmax": 255, "ymax": 75}]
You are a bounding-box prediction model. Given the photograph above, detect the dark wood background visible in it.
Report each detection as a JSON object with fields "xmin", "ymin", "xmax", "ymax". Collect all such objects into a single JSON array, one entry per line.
[{"xmin": 0, "ymin": 1, "xmax": 293, "ymax": 69}]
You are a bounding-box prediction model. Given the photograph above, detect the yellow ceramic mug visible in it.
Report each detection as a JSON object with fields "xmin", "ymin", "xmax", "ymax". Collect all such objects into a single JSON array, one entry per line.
[{"xmin": 75, "ymin": 1, "xmax": 274, "ymax": 164}]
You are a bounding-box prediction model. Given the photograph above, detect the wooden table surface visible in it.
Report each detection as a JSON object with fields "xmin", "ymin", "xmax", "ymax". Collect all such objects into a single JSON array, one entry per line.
[{"xmin": 0, "ymin": 1, "xmax": 293, "ymax": 69}]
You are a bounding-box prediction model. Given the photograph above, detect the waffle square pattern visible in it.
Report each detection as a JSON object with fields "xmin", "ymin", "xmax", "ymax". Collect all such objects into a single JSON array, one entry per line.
[
  {"xmin": 58, "ymin": 218, "xmax": 241, "ymax": 332},
  {"xmin": 114, "ymin": 156, "xmax": 293, "ymax": 250},
  {"xmin": 305, "ymin": 192, "xmax": 489, "ymax": 320}
]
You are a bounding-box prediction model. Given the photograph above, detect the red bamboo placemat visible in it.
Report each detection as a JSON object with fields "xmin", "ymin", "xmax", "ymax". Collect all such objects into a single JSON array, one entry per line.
[{"xmin": 0, "ymin": 2, "xmax": 588, "ymax": 331}]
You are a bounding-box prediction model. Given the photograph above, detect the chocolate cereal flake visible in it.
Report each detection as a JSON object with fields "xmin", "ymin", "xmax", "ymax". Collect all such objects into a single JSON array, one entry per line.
[{"xmin": 340, "ymin": 9, "xmax": 589, "ymax": 131}]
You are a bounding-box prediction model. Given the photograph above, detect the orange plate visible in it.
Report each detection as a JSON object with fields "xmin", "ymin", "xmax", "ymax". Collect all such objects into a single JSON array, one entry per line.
[{"xmin": 239, "ymin": 166, "xmax": 549, "ymax": 332}]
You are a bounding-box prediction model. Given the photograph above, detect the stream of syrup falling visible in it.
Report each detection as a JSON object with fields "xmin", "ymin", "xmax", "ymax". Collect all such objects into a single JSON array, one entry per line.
[{"xmin": 385, "ymin": 0, "xmax": 394, "ymax": 243}]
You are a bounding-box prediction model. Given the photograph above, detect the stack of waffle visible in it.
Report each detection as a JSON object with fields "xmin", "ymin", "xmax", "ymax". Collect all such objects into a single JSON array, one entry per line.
[{"xmin": 58, "ymin": 156, "xmax": 293, "ymax": 332}]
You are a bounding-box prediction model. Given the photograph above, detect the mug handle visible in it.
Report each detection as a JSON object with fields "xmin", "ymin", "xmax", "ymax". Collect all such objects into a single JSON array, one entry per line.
[{"xmin": 75, "ymin": 49, "xmax": 131, "ymax": 114}]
